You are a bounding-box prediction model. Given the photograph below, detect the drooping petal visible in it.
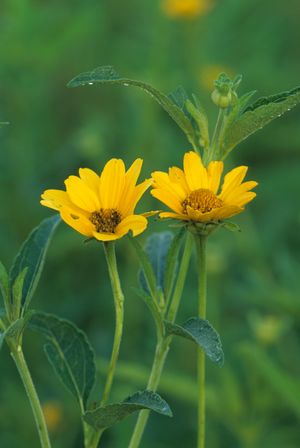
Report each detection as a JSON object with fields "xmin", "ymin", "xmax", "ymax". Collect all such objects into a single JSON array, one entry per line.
[
  {"xmin": 207, "ymin": 161, "xmax": 224, "ymax": 194},
  {"xmin": 41, "ymin": 189, "xmax": 74, "ymax": 211},
  {"xmin": 65, "ymin": 176, "xmax": 100, "ymax": 212},
  {"xmin": 168, "ymin": 167, "xmax": 190, "ymax": 196},
  {"xmin": 151, "ymin": 188, "xmax": 183, "ymax": 214},
  {"xmin": 60, "ymin": 206, "xmax": 94, "ymax": 237},
  {"xmin": 183, "ymin": 151, "xmax": 208, "ymax": 190},
  {"xmin": 159, "ymin": 211, "xmax": 190, "ymax": 220},
  {"xmin": 219, "ymin": 166, "xmax": 248, "ymax": 201},
  {"xmin": 99, "ymin": 159, "xmax": 125, "ymax": 209},
  {"xmin": 115, "ymin": 214, "xmax": 148, "ymax": 237},
  {"xmin": 79, "ymin": 168, "xmax": 100, "ymax": 193}
]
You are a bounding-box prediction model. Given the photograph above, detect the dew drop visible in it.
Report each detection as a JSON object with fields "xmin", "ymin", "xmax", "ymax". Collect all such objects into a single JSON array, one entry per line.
[
  {"xmin": 123, "ymin": 83, "xmax": 129, "ymax": 87},
  {"xmin": 88, "ymin": 82, "xmax": 93, "ymax": 85}
]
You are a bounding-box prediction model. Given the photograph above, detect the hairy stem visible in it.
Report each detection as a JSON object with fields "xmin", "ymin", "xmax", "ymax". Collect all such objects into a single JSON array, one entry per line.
[
  {"xmin": 128, "ymin": 232, "xmax": 193, "ymax": 448},
  {"xmin": 10, "ymin": 344, "xmax": 51, "ymax": 448}
]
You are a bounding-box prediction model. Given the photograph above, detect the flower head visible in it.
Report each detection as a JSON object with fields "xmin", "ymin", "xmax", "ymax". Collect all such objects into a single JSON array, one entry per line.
[
  {"xmin": 162, "ymin": 0, "xmax": 212, "ymax": 19},
  {"xmin": 41, "ymin": 158, "xmax": 152, "ymax": 241},
  {"xmin": 151, "ymin": 151, "xmax": 257, "ymax": 223}
]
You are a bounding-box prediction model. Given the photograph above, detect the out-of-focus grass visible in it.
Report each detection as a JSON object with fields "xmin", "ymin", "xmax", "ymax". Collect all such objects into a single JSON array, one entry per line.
[{"xmin": 1, "ymin": 0, "xmax": 300, "ymax": 446}]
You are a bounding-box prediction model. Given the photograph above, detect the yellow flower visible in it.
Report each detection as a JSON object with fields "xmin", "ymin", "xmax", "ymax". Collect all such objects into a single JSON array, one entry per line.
[
  {"xmin": 162, "ymin": 0, "xmax": 212, "ymax": 19},
  {"xmin": 41, "ymin": 158, "xmax": 152, "ymax": 241},
  {"xmin": 151, "ymin": 151, "xmax": 257, "ymax": 223}
]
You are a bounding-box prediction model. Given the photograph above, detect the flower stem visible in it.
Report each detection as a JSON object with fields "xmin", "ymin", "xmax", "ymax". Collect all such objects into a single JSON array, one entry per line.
[
  {"xmin": 128, "ymin": 232, "xmax": 193, "ymax": 448},
  {"xmin": 207, "ymin": 108, "xmax": 226, "ymax": 163},
  {"xmin": 88, "ymin": 242, "xmax": 124, "ymax": 448},
  {"xmin": 10, "ymin": 343, "xmax": 51, "ymax": 448},
  {"xmin": 195, "ymin": 234, "xmax": 207, "ymax": 448}
]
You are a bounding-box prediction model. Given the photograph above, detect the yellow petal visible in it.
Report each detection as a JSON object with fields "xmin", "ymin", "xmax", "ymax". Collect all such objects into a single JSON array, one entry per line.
[
  {"xmin": 229, "ymin": 192, "xmax": 257, "ymax": 207},
  {"xmin": 118, "ymin": 158, "xmax": 143, "ymax": 216},
  {"xmin": 115, "ymin": 214, "xmax": 148, "ymax": 237},
  {"xmin": 210, "ymin": 204, "xmax": 244, "ymax": 219},
  {"xmin": 207, "ymin": 161, "xmax": 224, "ymax": 194},
  {"xmin": 152, "ymin": 171, "xmax": 185, "ymax": 201},
  {"xmin": 65, "ymin": 176, "xmax": 100, "ymax": 212},
  {"xmin": 41, "ymin": 189, "xmax": 73, "ymax": 212},
  {"xmin": 142, "ymin": 210, "xmax": 159, "ymax": 218},
  {"xmin": 183, "ymin": 151, "xmax": 208, "ymax": 190},
  {"xmin": 223, "ymin": 181, "xmax": 258, "ymax": 204},
  {"xmin": 100, "ymin": 159, "xmax": 125, "ymax": 209},
  {"xmin": 168, "ymin": 167, "xmax": 190, "ymax": 196},
  {"xmin": 151, "ymin": 188, "xmax": 183, "ymax": 213},
  {"xmin": 79, "ymin": 168, "xmax": 100, "ymax": 193},
  {"xmin": 60, "ymin": 207, "xmax": 94, "ymax": 237},
  {"xmin": 219, "ymin": 166, "xmax": 248, "ymax": 201},
  {"xmin": 93, "ymin": 231, "xmax": 119, "ymax": 241}
]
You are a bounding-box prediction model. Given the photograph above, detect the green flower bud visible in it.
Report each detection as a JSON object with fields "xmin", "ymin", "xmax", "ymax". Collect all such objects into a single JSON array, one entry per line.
[{"xmin": 211, "ymin": 89, "xmax": 233, "ymax": 108}]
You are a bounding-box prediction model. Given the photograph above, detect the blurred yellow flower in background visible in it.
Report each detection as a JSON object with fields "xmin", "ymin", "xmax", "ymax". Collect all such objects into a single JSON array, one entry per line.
[
  {"xmin": 200, "ymin": 65, "xmax": 236, "ymax": 91},
  {"xmin": 162, "ymin": 0, "xmax": 213, "ymax": 19},
  {"xmin": 41, "ymin": 158, "xmax": 152, "ymax": 241},
  {"xmin": 151, "ymin": 151, "xmax": 257, "ymax": 223},
  {"xmin": 42, "ymin": 401, "xmax": 62, "ymax": 432}
]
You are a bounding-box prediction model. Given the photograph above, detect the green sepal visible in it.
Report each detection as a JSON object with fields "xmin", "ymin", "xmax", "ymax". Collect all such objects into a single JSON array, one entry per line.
[
  {"xmin": 222, "ymin": 85, "xmax": 300, "ymax": 158},
  {"xmin": 165, "ymin": 317, "xmax": 224, "ymax": 366},
  {"xmin": 84, "ymin": 390, "xmax": 172, "ymax": 430},
  {"xmin": 10, "ymin": 215, "xmax": 60, "ymax": 311},
  {"xmin": 221, "ymin": 221, "xmax": 241, "ymax": 232},
  {"xmin": 29, "ymin": 311, "xmax": 96, "ymax": 410},
  {"xmin": 67, "ymin": 66, "xmax": 197, "ymax": 148}
]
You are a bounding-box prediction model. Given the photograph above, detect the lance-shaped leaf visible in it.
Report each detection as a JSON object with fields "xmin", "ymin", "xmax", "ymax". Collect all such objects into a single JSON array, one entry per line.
[
  {"xmin": 0, "ymin": 318, "xmax": 25, "ymax": 350},
  {"xmin": 10, "ymin": 215, "xmax": 60, "ymax": 309},
  {"xmin": 139, "ymin": 232, "xmax": 175, "ymax": 294},
  {"xmin": 29, "ymin": 312, "xmax": 96, "ymax": 410},
  {"xmin": 67, "ymin": 66, "xmax": 197, "ymax": 146},
  {"xmin": 129, "ymin": 236, "xmax": 157, "ymax": 298},
  {"xmin": 0, "ymin": 261, "xmax": 9, "ymax": 312},
  {"xmin": 165, "ymin": 317, "xmax": 224, "ymax": 366},
  {"xmin": 84, "ymin": 390, "xmax": 172, "ymax": 430},
  {"xmin": 222, "ymin": 86, "xmax": 300, "ymax": 157}
]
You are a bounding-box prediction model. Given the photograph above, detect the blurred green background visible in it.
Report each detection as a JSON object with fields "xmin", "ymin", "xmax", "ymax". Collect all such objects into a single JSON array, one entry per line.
[{"xmin": 1, "ymin": 0, "xmax": 300, "ymax": 447}]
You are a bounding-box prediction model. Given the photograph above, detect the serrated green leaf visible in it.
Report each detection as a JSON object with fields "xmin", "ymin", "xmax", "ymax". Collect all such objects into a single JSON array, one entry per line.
[
  {"xmin": 29, "ymin": 312, "xmax": 96, "ymax": 410},
  {"xmin": 165, "ymin": 317, "xmax": 224, "ymax": 366},
  {"xmin": 164, "ymin": 229, "xmax": 185, "ymax": 301},
  {"xmin": 222, "ymin": 86, "xmax": 300, "ymax": 158},
  {"xmin": 132, "ymin": 287, "xmax": 164, "ymax": 337},
  {"xmin": 10, "ymin": 215, "xmax": 60, "ymax": 309},
  {"xmin": 129, "ymin": 236, "xmax": 157, "ymax": 298},
  {"xmin": 84, "ymin": 390, "xmax": 172, "ymax": 430},
  {"xmin": 139, "ymin": 232, "xmax": 174, "ymax": 295},
  {"xmin": 67, "ymin": 66, "xmax": 197, "ymax": 147}
]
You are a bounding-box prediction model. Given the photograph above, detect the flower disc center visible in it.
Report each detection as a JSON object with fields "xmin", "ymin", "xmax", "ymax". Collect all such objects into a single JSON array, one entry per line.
[
  {"xmin": 182, "ymin": 188, "xmax": 223, "ymax": 214},
  {"xmin": 90, "ymin": 209, "xmax": 121, "ymax": 233}
]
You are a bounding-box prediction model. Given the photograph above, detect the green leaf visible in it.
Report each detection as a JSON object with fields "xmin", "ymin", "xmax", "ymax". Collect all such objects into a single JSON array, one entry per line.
[
  {"xmin": 132, "ymin": 287, "xmax": 164, "ymax": 337},
  {"xmin": 0, "ymin": 261, "xmax": 9, "ymax": 306},
  {"xmin": 139, "ymin": 232, "xmax": 175, "ymax": 295},
  {"xmin": 164, "ymin": 229, "xmax": 185, "ymax": 301},
  {"xmin": 221, "ymin": 221, "xmax": 241, "ymax": 232},
  {"xmin": 165, "ymin": 317, "xmax": 224, "ymax": 366},
  {"xmin": 84, "ymin": 390, "xmax": 172, "ymax": 430},
  {"xmin": 10, "ymin": 215, "xmax": 60, "ymax": 309},
  {"xmin": 222, "ymin": 86, "xmax": 300, "ymax": 157},
  {"xmin": 67, "ymin": 66, "xmax": 197, "ymax": 147},
  {"xmin": 129, "ymin": 236, "xmax": 157, "ymax": 298},
  {"xmin": 11, "ymin": 268, "xmax": 28, "ymax": 319},
  {"xmin": 0, "ymin": 318, "xmax": 25, "ymax": 350},
  {"xmin": 29, "ymin": 312, "xmax": 96, "ymax": 410}
]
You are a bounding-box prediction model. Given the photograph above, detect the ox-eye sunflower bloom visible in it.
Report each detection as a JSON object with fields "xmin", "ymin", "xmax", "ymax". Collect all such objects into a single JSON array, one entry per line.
[
  {"xmin": 41, "ymin": 158, "xmax": 152, "ymax": 241},
  {"xmin": 151, "ymin": 151, "xmax": 257, "ymax": 223}
]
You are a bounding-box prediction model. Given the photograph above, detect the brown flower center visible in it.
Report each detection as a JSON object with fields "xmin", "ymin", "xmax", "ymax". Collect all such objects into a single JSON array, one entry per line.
[
  {"xmin": 89, "ymin": 209, "xmax": 121, "ymax": 233},
  {"xmin": 182, "ymin": 188, "xmax": 223, "ymax": 214}
]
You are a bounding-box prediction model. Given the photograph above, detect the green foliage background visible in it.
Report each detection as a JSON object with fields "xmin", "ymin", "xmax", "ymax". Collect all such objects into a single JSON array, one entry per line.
[{"xmin": 1, "ymin": 0, "xmax": 300, "ymax": 447}]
